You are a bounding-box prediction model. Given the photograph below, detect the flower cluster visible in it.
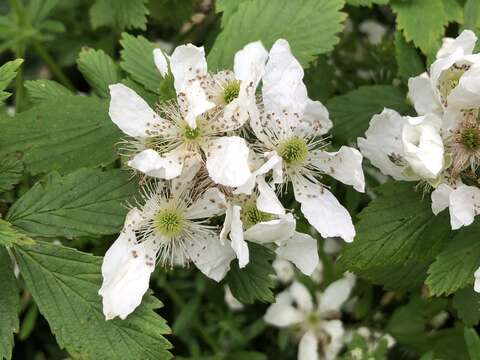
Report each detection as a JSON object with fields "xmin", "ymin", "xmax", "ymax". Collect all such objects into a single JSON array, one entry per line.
[
  {"xmin": 358, "ymin": 30, "xmax": 480, "ymax": 231},
  {"xmin": 99, "ymin": 39, "xmax": 365, "ymax": 320}
]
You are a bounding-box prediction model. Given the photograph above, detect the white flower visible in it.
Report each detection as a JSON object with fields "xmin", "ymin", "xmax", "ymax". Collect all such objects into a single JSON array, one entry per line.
[
  {"xmin": 250, "ymin": 39, "xmax": 365, "ymax": 242},
  {"xmin": 99, "ymin": 166, "xmax": 236, "ymax": 320},
  {"xmin": 402, "ymin": 114, "xmax": 445, "ymax": 179},
  {"xmin": 431, "ymin": 183, "xmax": 480, "ymax": 229},
  {"xmin": 264, "ymin": 275, "xmax": 356, "ymax": 360},
  {"xmin": 359, "ymin": 20, "xmax": 387, "ymax": 45},
  {"xmin": 273, "ymin": 258, "xmax": 295, "ymax": 283}
]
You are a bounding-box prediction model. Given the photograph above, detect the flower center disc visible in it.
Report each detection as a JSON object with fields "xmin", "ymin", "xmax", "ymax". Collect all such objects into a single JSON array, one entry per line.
[
  {"xmin": 155, "ymin": 209, "xmax": 185, "ymax": 237},
  {"xmin": 461, "ymin": 128, "xmax": 480, "ymax": 151},
  {"xmin": 183, "ymin": 125, "xmax": 201, "ymax": 140},
  {"xmin": 278, "ymin": 137, "xmax": 309, "ymax": 165},
  {"xmin": 243, "ymin": 204, "xmax": 272, "ymax": 228},
  {"xmin": 223, "ymin": 80, "xmax": 240, "ymax": 104}
]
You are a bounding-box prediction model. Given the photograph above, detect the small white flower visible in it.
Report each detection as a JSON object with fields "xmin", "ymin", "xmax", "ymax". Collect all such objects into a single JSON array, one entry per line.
[
  {"xmin": 264, "ymin": 275, "xmax": 356, "ymax": 360},
  {"xmin": 99, "ymin": 166, "xmax": 236, "ymax": 320},
  {"xmin": 251, "ymin": 39, "xmax": 365, "ymax": 242}
]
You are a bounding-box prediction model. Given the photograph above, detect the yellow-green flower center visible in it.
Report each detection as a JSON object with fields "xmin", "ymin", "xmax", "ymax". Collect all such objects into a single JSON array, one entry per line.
[
  {"xmin": 155, "ymin": 209, "xmax": 185, "ymax": 237},
  {"xmin": 278, "ymin": 137, "xmax": 309, "ymax": 165},
  {"xmin": 461, "ymin": 128, "xmax": 480, "ymax": 150},
  {"xmin": 243, "ymin": 203, "xmax": 272, "ymax": 228},
  {"xmin": 223, "ymin": 80, "xmax": 240, "ymax": 104},
  {"xmin": 183, "ymin": 125, "xmax": 201, "ymax": 140}
]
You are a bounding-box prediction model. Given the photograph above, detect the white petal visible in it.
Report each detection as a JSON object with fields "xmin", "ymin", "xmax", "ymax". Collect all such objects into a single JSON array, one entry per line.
[
  {"xmin": 128, "ymin": 148, "xmax": 183, "ymax": 179},
  {"xmin": 262, "ymin": 39, "xmax": 308, "ymax": 116},
  {"xmin": 170, "ymin": 153, "xmax": 202, "ymax": 190},
  {"xmin": 204, "ymin": 136, "xmax": 252, "ymax": 187},
  {"xmin": 108, "ymin": 84, "xmax": 168, "ymax": 138},
  {"xmin": 224, "ymin": 285, "xmax": 244, "ymax": 310},
  {"xmin": 230, "ymin": 205, "xmax": 249, "ymax": 268},
  {"xmin": 234, "ymin": 41, "xmax": 268, "ymax": 86},
  {"xmin": 293, "ymin": 179, "xmax": 355, "ymax": 242},
  {"xmin": 309, "ymin": 146, "xmax": 365, "ymax": 192},
  {"xmin": 234, "ymin": 153, "xmax": 282, "ymax": 195},
  {"xmin": 449, "ymin": 185, "xmax": 480, "ymax": 229},
  {"xmin": 436, "ymin": 29, "xmax": 477, "ymax": 59},
  {"xmin": 186, "ymin": 187, "xmax": 227, "ymax": 219},
  {"xmin": 264, "ymin": 302, "xmax": 304, "ymax": 328},
  {"xmin": 170, "ymin": 44, "xmax": 208, "ymax": 92},
  {"xmin": 276, "ymin": 232, "xmax": 319, "ymax": 276},
  {"xmin": 183, "ymin": 80, "xmax": 215, "ymax": 129},
  {"xmin": 357, "ymin": 108, "xmax": 415, "ymax": 181},
  {"xmin": 289, "ymin": 281, "xmax": 314, "ymax": 312},
  {"xmin": 298, "ymin": 331, "xmax": 319, "ymax": 360},
  {"xmin": 273, "ymin": 258, "xmax": 295, "ymax": 283},
  {"xmin": 319, "ymin": 273, "xmax": 356, "ymax": 314},
  {"xmin": 256, "ymin": 176, "xmax": 285, "ymax": 215},
  {"xmin": 153, "ymin": 48, "xmax": 169, "ymax": 77},
  {"xmin": 295, "ymin": 99, "xmax": 333, "ymax": 137},
  {"xmin": 220, "ymin": 204, "xmax": 233, "ymax": 243},
  {"xmin": 407, "ymin": 73, "xmax": 441, "ymax": 115},
  {"xmin": 244, "ymin": 213, "xmax": 296, "ymax": 244},
  {"xmin": 448, "ymin": 65, "xmax": 480, "ymax": 110},
  {"xmin": 431, "ymin": 183, "xmax": 453, "ymax": 215},
  {"xmin": 186, "ymin": 232, "xmax": 236, "ymax": 281},
  {"xmin": 322, "ymin": 320, "xmax": 345, "ymax": 360},
  {"xmin": 474, "ymin": 267, "xmax": 480, "ymax": 293}
]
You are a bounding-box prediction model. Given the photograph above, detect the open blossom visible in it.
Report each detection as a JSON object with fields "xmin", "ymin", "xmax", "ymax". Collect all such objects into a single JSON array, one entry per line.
[
  {"xmin": 250, "ymin": 39, "xmax": 365, "ymax": 242},
  {"xmin": 264, "ymin": 275, "xmax": 356, "ymax": 360},
  {"xmin": 99, "ymin": 164, "xmax": 236, "ymax": 320}
]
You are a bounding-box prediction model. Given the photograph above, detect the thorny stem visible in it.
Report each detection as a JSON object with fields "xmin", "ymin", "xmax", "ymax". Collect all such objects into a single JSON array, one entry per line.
[{"xmin": 160, "ymin": 280, "xmax": 221, "ymax": 353}]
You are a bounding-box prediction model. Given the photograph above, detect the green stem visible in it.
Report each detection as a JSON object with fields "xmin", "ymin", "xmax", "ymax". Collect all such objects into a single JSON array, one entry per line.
[
  {"xmin": 160, "ymin": 281, "xmax": 220, "ymax": 353},
  {"xmin": 32, "ymin": 42, "xmax": 75, "ymax": 91},
  {"xmin": 9, "ymin": 0, "xmax": 26, "ymax": 112}
]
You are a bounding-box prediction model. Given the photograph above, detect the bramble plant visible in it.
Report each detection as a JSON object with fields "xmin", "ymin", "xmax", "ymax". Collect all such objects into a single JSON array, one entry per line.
[{"xmin": 2, "ymin": 1, "xmax": 480, "ymax": 360}]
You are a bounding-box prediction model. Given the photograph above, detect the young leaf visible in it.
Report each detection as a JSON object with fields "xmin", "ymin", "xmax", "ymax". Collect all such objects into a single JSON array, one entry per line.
[
  {"xmin": 24, "ymin": 80, "xmax": 72, "ymax": 104},
  {"xmin": 0, "ymin": 59, "xmax": 23, "ymax": 103},
  {"xmin": 426, "ymin": 221, "xmax": 480, "ymax": 296},
  {"xmin": 339, "ymin": 182, "xmax": 451, "ymax": 271},
  {"xmin": 328, "ymin": 85, "xmax": 411, "ymax": 144},
  {"xmin": 120, "ymin": 33, "xmax": 162, "ymax": 94},
  {"xmin": 77, "ymin": 48, "xmax": 121, "ymax": 98},
  {"xmin": 90, "ymin": 0, "xmax": 149, "ymax": 30},
  {"xmin": 208, "ymin": 0, "xmax": 345, "ymax": 69},
  {"xmin": 395, "ymin": 31, "xmax": 425, "ymax": 80},
  {"xmin": 391, "ymin": 0, "xmax": 445, "ymax": 56},
  {"xmin": 0, "ymin": 219, "xmax": 35, "ymax": 247},
  {"xmin": 225, "ymin": 243, "xmax": 275, "ymax": 304},
  {"xmin": 0, "ymin": 155, "xmax": 23, "ymax": 193},
  {"xmin": 15, "ymin": 241, "xmax": 172, "ymax": 360},
  {"xmin": 0, "ymin": 247, "xmax": 19, "ymax": 360},
  {"xmin": 453, "ymin": 288, "xmax": 480, "ymax": 327},
  {"xmin": 6, "ymin": 168, "xmax": 137, "ymax": 238},
  {"xmin": 0, "ymin": 96, "xmax": 121, "ymax": 175},
  {"xmin": 465, "ymin": 328, "xmax": 480, "ymax": 360}
]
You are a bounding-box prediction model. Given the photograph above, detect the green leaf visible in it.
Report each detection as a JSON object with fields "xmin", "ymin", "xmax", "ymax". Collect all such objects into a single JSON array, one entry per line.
[
  {"xmin": 339, "ymin": 182, "xmax": 451, "ymax": 271},
  {"xmin": 453, "ymin": 288, "xmax": 480, "ymax": 327},
  {"xmin": 442, "ymin": 0, "xmax": 463, "ymax": 24},
  {"xmin": 0, "ymin": 155, "xmax": 23, "ymax": 193},
  {"xmin": 148, "ymin": 0, "xmax": 199, "ymax": 28},
  {"xmin": 463, "ymin": 0, "xmax": 480, "ymax": 32},
  {"xmin": 208, "ymin": 0, "xmax": 345, "ymax": 69},
  {"xmin": 24, "ymin": 80, "xmax": 72, "ymax": 104},
  {"xmin": 215, "ymin": 0, "xmax": 250, "ymax": 27},
  {"xmin": 77, "ymin": 48, "xmax": 121, "ymax": 98},
  {"xmin": 0, "ymin": 219, "xmax": 35, "ymax": 247},
  {"xmin": 328, "ymin": 85, "xmax": 410, "ymax": 144},
  {"xmin": 15, "ymin": 241, "xmax": 172, "ymax": 360},
  {"xmin": 120, "ymin": 33, "xmax": 162, "ymax": 94},
  {"xmin": 90, "ymin": 0, "xmax": 149, "ymax": 30},
  {"xmin": 0, "ymin": 247, "xmax": 19, "ymax": 360},
  {"xmin": 426, "ymin": 221, "xmax": 480, "ymax": 296},
  {"xmin": 0, "ymin": 96, "xmax": 121, "ymax": 175},
  {"xmin": 346, "ymin": 0, "xmax": 388, "ymax": 6},
  {"xmin": 0, "ymin": 59, "xmax": 23, "ymax": 103},
  {"xmin": 395, "ymin": 31, "xmax": 424, "ymax": 80},
  {"xmin": 465, "ymin": 328, "xmax": 480, "ymax": 360},
  {"xmin": 6, "ymin": 168, "xmax": 137, "ymax": 238},
  {"xmin": 225, "ymin": 243, "xmax": 275, "ymax": 304},
  {"xmin": 391, "ymin": 0, "xmax": 445, "ymax": 56}
]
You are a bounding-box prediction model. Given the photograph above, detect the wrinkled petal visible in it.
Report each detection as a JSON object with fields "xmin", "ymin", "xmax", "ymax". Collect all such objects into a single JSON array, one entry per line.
[
  {"xmin": 108, "ymin": 84, "xmax": 170, "ymax": 138},
  {"xmin": 319, "ymin": 273, "xmax": 356, "ymax": 314},
  {"xmin": 186, "ymin": 232, "xmax": 236, "ymax": 281},
  {"xmin": 128, "ymin": 148, "xmax": 183, "ymax": 179},
  {"xmin": 298, "ymin": 331, "xmax": 319, "ymax": 360},
  {"xmin": 153, "ymin": 48, "xmax": 169, "ymax": 77},
  {"xmin": 230, "ymin": 205, "xmax": 249, "ymax": 268},
  {"xmin": 276, "ymin": 232, "xmax": 319, "ymax": 276},
  {"xmin": 407, "ymin": 73, "xmax": 441, "ymax": 115},
  {"xmin": 186, "ymin": 187, "xmax": 227, "ymax": 219},
  {"xmin": 256, "ymin": 176, "xmax": 285, "ymax": 215},
  {"xmin": 264, "ymin": 302, "xmax": 304, "ymax": 328},
  {"xmin": 322, "ymin": 320, "xmax": 345, "ymax": 360},
  {"xmin": 183, "ymin": 80, "xmax": 215, "ymax": 129},
  {"xmin": 295, "ymin": 99, "xmax": 333, "ymax": 137},
  {"xmin": 244, "ymin": 213, "xmax": 296, "ymax": 244},
  {"xmin": 449, "ymin": 185, "xmax": 480, "ymax": 229},
  {"xmin": 431, "ymin": 183, "xmax": 453, "ymax": 215},
  {"xmin": 204, "ymin": 136, "xmax": 252, "ymax": 187},
  {"xmin": 234, "ymin": 41, "xmax": 268, "ymax": 87},
  {"xmin": 289, "ymin": 281, "xmax": 314, "ymax": 312},
  {"xmin": 293, "ymin": 178, "xmax": 355, "ymax": 242},
  {"xmin": 436, "ymin": 29, "xmax": 477, "ymax": 59},
  {"xmin": 309, "ymin": 146, "xmax": 365, "ymax": 192},
  {"xmin": 170, "ymin": 44, "xmax": 208, "ymax": 92},
  {"xmin": 357, "ymin": 108, "xmax": 416, "ymax": 181}
]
